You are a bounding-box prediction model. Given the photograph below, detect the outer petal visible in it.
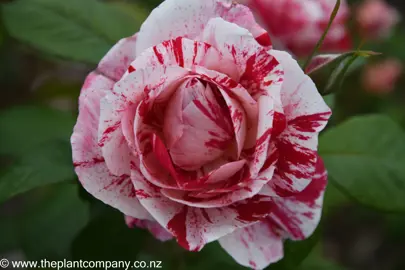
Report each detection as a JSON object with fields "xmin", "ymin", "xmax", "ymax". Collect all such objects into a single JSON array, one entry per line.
[
  {"xmin": 268, "ymin": 50, "xmax": 331, "ymax": 195},
  {"xmin": 97, "ymin": 34, "xmax": 138, "ymax": 81},
  {"xmin": 219, "ymin": 222, "xmax": 284, "ymax": 269},
  {"xmin": 268, "ymin": 156, "xmax": 327, "ymax": 240},
  {"xmin": 71, "ymin": 73, "xmax": 150, "ymax": 219},
  {"xmin": 132, "ymin": 166, "xmax": 274, "ymax": 251},
  {"xmin": 135, "ymin": 0, "xmax": 270, "ymax": 55},
  {"xmin": 128, "ymin": 36, "xmax": 239, "ymax": 80},
  {"xmin": 98, "ymin": 93, "xmax": 132, "ymax": 176},
  {"xmin": 125, "ymin": 216, "xmax": 173, "ymax": 241},
  {"xmin": 99, "ymin": 64, "xmax": 188, "ymax": 178},
  {"xmin": 199, "ymin": 18, "xmax": 283, "ymax": 100}
]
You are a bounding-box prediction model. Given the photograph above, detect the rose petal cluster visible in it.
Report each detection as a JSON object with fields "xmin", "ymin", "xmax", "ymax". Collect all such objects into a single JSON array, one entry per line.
[
  {"xmin": 71, "ymin": 0, "xmax": 331, "ymax": 268},
  {"xmin": 249, "ymin": 0, "xmax": 352, "ymax": 57}
]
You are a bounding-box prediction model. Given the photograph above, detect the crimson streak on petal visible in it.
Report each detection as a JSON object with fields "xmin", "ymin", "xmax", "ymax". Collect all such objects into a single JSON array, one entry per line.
[{"xmin": 167, "ymin": 206, "xmax": 190, "ymax": 250}]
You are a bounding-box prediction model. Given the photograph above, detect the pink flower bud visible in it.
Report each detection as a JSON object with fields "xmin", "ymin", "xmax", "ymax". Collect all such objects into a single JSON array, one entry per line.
[
  {"xmin": 362, "ymin": 59, "xmax": 403, "ymax": 94},
  {"xmin": 356, "ymin": 0, "xmax": 400, "ymax": 40}
]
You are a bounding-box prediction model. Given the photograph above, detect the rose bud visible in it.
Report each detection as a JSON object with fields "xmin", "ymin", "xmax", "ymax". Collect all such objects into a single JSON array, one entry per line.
[
  {"xmin": 356, "ymin": 0, "xmax": 400, "ymax": 41},
  {"xmin": 362, "ymin": 59, "xmax": 403, "ymax": 94}
]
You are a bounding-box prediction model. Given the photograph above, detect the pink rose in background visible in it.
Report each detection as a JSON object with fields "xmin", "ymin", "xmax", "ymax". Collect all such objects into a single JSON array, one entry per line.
[
  {"xmin": 249, "ymin": 0, "xmax": 352, "ymax": 57},
  {"xmin": 362, "ymin": 59, "xmax": 403, "ymax": 94},
  {"xmin": 71, "ymin": 0, "xmax": 331, "ymax": 268},
  {"xmin": 356, "ymin": 0, "xmax": 400, "ymax": 41}
]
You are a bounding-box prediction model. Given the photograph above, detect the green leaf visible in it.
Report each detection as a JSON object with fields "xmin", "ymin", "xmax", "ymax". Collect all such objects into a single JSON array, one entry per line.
[
  {"xmin": 0, "ymin": 106, "xmax": 76, "ymax": 202},
  {"xmin": 71, "ymin": 207, "xmax": 147, "ymax": 261},
  {"xmin": 323, "ymin": 94, "xmax": 335, "ymax": 110},
  {"xmin": 0, "ymin": 141, "xmax": 75, "ymax": 203},
  {"xmin": 19, "ymin": 183, "xmax": 90, "ymax": 260},
  {"xmin": 270, "ymin": 228, "xmax": 321, "ymax": 270},
  {"xmin": 307, "ymin": 51, "xmax": 375, "ymax": 95},
  {"xmin": 1, "ymin": 0, "xmax": 143, "ymax": 63},
  {"xmin": 319, "ymin": 115, "xmax": 405, "ymax": 212},
  {"xmin": 0, "ymin": 106, "xmax": 75, "ymax": 156}
]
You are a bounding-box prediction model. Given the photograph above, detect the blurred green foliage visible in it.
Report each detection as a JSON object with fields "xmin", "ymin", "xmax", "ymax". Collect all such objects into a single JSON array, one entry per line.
[{"xmin": 1, "ymin": 0, "xmax": 144, "ymax": 63}]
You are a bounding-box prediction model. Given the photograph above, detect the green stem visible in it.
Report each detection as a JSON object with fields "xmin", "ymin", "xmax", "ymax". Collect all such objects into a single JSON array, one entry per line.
[{"xmin": 303, "ymin": 0, "xmax": 341, "ymax": 71}]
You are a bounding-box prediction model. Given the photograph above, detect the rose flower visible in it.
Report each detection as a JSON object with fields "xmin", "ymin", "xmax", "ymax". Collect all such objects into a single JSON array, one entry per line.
[{"xmin": 71, "ymin": 0, "xmax": 331, "ymax": 268}]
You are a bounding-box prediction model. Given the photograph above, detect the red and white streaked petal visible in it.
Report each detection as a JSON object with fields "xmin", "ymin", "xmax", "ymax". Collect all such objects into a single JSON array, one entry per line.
[
  {"xmin": 189, "ymin": 65, "xmax": 273, "ymax": 178},
  {"xmin": 135, "ymin": 0, "xmax": 270, "ymax": 55},
  {"xmin": 248, "ymin": 94, "xmax": 275, "ymax": 177},
  {"xmin": 72, "ymin": 73, "xmax": 111, "ymax": 162},
  {"xmin": 125, "ymin": 216, "xmax": 173, "ymax": 241},
  {"xmin": 128, "ymin": 37, "xmax": 239, "ymax": 82},
  {"xmin": 191, "ymin": 66, "xmax": 258, "ymax": 131},
  {"xmin": 201, "ymin": 159, "xmax": 247, "ymax": 185},
  {"xmin": 134, "ymin": 106, "xmax": 179, "ymax": 190},
  {"xmin": 217, "ymin": 85, "xmax": 247, "ymax": 159},
  {"xmin": 197, "ymin": 18, "xmax": 285, "ymax": 176},
  {"xmin": 71, "ymin": 73, "xmax": 151, "ymax": 219},
  {"xmin": 268, "ymin": 50, "xmax": 331, "ymax": 194},
  {"xmin": 121, "ymin": 104, "xmax": 137, "ymax": 152},
  {"xmin": 126, "ymin": 66, "xmax": 190, "ymax": 187},
  {"xmin": 268, "ymin": 157, "xmax": 328, "ymax": 240},
  {"xmin": 160, "ymin": 143, "xmax": 278, "ymax": 208},
  {"xmin": 132, "ymin": 167, "xmax": 274, "ymax": 251},
  {"xmin": 115, "ymin": 65, "xmax": 188, "ymax": 105},
  {"xmin": 100, "ymin": 65, "xmax": 188, "ymax": 178},
  {"xmin": 163, "ymin": 79, "xmax": 234, "ymax": 170},
  {"xmin": 191, "ymin": 66, "xmax": 280, "ymax": 185},
  {"xmin": 218, "ymin": 222, "xmax": 284, "ymax": 269},
  {"xmin": 161, "ymin": 177, "xmax": 269, "ymax": 208},
  {"xmin": 97, "ymin": 34, "xmax": 138, "ymax": 81},
  {"xmin": 199, "ymin": 18, "xmax": 283, "ymax": 100},
  {"xmin": 98, "ymin": 92, "xmax": 132, "ymax": 176},
  {"xmin": 150, "ymin": 133, "xmax": 248, "ymax": 192}
]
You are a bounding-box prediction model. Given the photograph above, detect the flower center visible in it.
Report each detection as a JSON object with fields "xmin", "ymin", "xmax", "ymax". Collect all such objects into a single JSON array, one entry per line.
[{"xmin": 163, "ymin": 78, "xmax": 235, "ymax": 171}]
